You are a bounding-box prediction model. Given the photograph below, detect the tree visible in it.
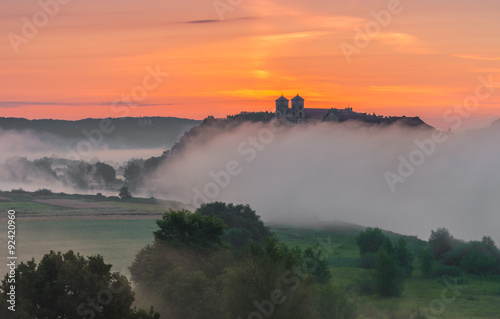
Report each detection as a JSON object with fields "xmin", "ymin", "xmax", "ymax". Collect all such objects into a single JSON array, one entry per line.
[
  {"xmin": 394, "ymin": 238, "xmax": 414, "ymax": 277},
  {"xmin": 418, "ymin": 250, "xmax": 434, "ymax": 278},
  {"xmin": 223, "ymin": 237, "xmax": 316, "ymax": 319},
  {"xmin": 119, "ymin": 186, "xmax": 132, "ymax": 199},
  {"xmin": 428, "ymin": 228, "xmax": 457, "ymax": 259},
  {"xmin": 130, "ymin": 210, "xmax": 231, "ymax": 319},
  {"xmin": 65, "ymin": 161, "xmax": 93, "ymax": 189},
  {"xmin": 315, "ymin": 283, "xmax": 357, "ymax": 319},
  {"xmin": 143, "ymin": 156, "xmax": 163, "ymax": 176},
  {"xmin": 374, "ymin": 248, "xmax": 404, "ymax": 297},
  {"xmin": 356, "ymin": 227, "xmax": 387, "ymax": 268},
  {"xmin": 94, "ymin": 162, "xmax": 116, "ymax": 185},
  {"xmin": 356, "ymin": 227, "xmax": 386, "ymax": 255},
  {"xmin": 197, "ymin": 202, "xmax": 272, "ymax": 248},
  {"xmin": 33, "ymin": 157, "xmax": 57, "ymax": 179},
  {"xmin": 124, "ymin": 161, "xmax": 143, "ymax": 191},
  {"xmin": 482, "ymin": 236, "xmax": 498, "ymax": 252},
  {"xmin": 0, "ymin": 250, "xmax": 159, "ymax": 319},
  {"xmin": 153, "ymin": 209, "xmax": 226, "ymax": 250},
  {"xmin": 304, "ymin": 246, "xmax": 332, "ymax": 284}
]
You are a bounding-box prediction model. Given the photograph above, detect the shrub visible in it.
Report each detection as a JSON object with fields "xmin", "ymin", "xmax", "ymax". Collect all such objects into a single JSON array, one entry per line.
[
  {"xmin": 315, "ymin": 283, "xmax": 357, "ymax": 319},
  {"xmin": 354, "ymin": 274, "xmax": 376, "ymax": 295},
  {"xmin": 34, "ymin": 188, "xmax": 53, "ymax": 196},
  {"xmin": 434, "ymin": 265, "xmax": 463, "ymax": 278},
  {"xmin": 441, "ymin": 240, "xmax": 500, "ymax": 275}
]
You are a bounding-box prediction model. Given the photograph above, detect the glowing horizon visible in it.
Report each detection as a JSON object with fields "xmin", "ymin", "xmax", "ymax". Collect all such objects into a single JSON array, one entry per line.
[{"xmin": 1, "ymin": 0, "xmax": 500, "ymax": 130}]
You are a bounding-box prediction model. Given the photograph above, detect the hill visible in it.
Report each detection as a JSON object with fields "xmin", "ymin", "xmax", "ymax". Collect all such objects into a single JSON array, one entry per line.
[{"xmin": 0, "ymin": 117, "xmax": 201, "ymax": 150}]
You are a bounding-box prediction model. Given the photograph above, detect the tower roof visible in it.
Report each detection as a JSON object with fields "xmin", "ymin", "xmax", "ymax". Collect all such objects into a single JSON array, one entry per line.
[
  {"xmin": 292, "ymin": 94, "xmax": 304, "ymax": 101},
  {"xmin": 276, "ymin": 95, "xmax": 289, "ymax": 102}
]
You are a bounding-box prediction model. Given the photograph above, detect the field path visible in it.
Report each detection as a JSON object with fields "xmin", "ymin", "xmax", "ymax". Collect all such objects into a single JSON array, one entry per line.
[{"xmin": 32, "ymin": 199, "xmax": 114, "ymax": 209}]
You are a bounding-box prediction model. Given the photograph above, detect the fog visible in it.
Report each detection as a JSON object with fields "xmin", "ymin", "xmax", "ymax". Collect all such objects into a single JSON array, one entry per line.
[
  {"xmin": 146, "ymin": 120, "xmax": 500, "ymax": 244},
  {"xmin": 0, "ymin": 128, "xmax": 165, "ymax": 194},
  {"xmin": 0, "ymin": 129, "xmax": 164, "ymax": 163}
]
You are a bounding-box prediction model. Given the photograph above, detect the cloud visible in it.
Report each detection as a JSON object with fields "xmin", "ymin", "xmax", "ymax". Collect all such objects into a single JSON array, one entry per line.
[
  {"xmin": 452, "ymin": 54, "xmax": 500, "ymax": 61},
  {"xmin": 0, "ymin": 101, "xmax": 175, "ymax": 108},
  {"xmin": 184, "ymin": 17, "xmax": 255, "ymax": 24},
  {"xmin": 372, "ymin": 32, "xmax": 434, "ymax": 54}
]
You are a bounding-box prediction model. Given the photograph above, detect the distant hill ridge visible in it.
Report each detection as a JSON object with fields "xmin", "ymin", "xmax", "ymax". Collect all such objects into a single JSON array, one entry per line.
[{"xmin": 0, "ymin": 117, "xmax": 201, "ymax": 150}]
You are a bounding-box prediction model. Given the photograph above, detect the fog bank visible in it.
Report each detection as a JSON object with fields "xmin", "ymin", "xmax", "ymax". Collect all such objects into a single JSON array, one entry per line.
[{"xmin": 147, "ymin": 120, "xmax": 500, "ymax": 244}]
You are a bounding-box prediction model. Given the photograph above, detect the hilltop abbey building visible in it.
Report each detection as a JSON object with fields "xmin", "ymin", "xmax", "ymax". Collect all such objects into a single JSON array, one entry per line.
[
  {"xmin": 275, "ymin": 94, "xmax": 345, "ymax": 121},
  {"xmin": 273, "ymin": 94, "xmax": 426, "ymax": 126}
]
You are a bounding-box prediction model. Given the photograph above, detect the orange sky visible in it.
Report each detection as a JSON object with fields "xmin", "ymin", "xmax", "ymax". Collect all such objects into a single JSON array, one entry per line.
[{"xmin": 1, "ymin": 0, "xmax": 500, "ymax": 129}]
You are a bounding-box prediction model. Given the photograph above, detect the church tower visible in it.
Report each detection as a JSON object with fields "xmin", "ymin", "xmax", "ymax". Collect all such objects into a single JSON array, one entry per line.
[
  {"xmin": 291, "ymin": 94, "xmax": 305, "ymax": 119},
  {"xmin": 275, "ymin": 95, "xmax": 289, "ymax": 119}
]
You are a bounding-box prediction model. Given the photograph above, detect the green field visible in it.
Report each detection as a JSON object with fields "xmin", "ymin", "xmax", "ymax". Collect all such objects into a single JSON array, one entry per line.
[{"xmin": 0, "ymin": 191, "xmax": 499, "ymax": 318}]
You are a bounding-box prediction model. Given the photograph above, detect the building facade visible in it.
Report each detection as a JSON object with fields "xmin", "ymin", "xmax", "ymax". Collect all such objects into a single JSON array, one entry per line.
[{"xmin": 275, "ymin": 94, "xmax": 305, "ymax": 120}]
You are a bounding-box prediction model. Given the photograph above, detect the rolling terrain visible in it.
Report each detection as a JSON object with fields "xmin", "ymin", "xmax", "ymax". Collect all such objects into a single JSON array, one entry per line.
[{"xmin": 1, "ymin": 191, "xmax": 498, "ymax": 318}]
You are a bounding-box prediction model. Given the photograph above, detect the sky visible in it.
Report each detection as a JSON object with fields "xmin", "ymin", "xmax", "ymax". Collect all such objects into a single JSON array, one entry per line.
[{"xmin": 1, "ymin": 0, "xmax": 500, "ymax": 129}]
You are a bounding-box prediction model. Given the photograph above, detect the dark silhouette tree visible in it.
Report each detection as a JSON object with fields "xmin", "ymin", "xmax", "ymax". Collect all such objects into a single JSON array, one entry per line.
[
  {"xmin": 124, "ymin": 161, "xmax": 143, "ymax": 191},
  {"xmin": 94, "ymin": 162, "xmax": 116, "ymax": 186},
  {"xmin": 428, "ymin": 228, "xmax": 457, "ymax": 259},
  {"xmin": 197, "ymin": 202, "xmax": 272, "ymax": 248},
  {"xmin": 119, "ymin": 186, "xmax": 132, "ymax": 199},
  {"xmin": 153, "ymin": 209, "xmax": 226, "ymax": 250},
  {"xmin": 0, "ymin": 250, "xmax": 159, "ymax": 319}
]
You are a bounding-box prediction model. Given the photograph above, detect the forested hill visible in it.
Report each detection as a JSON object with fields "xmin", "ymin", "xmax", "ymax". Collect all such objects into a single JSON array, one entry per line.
[
  {"xmin": 167, "ymin": 111, "xmax": 434, "ymax": 157},
  {"xmin": 0, "ymin": 117, "xmax": 201, "ymax": 149}
]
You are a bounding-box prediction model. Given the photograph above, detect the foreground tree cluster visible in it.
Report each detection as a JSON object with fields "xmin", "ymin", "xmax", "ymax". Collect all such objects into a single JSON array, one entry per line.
[
  {"xmin": 420, "ymin": 228, "xmax": 500, "ymax": 278},
  {"xmin": 1, "ymin": 202, "xmax": 357, "ymax": 319},
  {"xmin": 356, "ymin": 227, "xmax": 413, "ymax": 297},
  {"xmin": 355, "ymin": 226, "xmax": 500, "ymax": 298},
  {"xmin": 130, "ymin": 202, "xmax": 356, "ymax": 319}
]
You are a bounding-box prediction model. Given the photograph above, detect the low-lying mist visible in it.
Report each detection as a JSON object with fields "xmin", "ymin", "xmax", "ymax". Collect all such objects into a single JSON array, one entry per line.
[
  {"xmin": 146, "ymin": 120, "xmax": 500, "ymax": 244},
  {"xmin": 0, "ymin": 128, "xmax": 165, "ymax": 194},
  {"xmin": 0, "ymin": 129, "xmax": 164, "ymax": 163}
]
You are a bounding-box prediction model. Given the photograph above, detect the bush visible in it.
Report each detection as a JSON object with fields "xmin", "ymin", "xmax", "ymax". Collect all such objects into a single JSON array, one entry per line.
[
  {"xmin": 34, "ymin": 188, "xmax": 53, "ymax": 196},
  {"xmin": 315, "ymin": 283, "xmax": 357, "ymax": 319},
  {"xmin": 441, "ymin": 240, "xmax": 500, "ymax": 275},
  {"xmin": 434, "ymin": 265, "xmax": 463, "ymax": 278},
  {"xmin": 354, "ymin": 274, "xmax": 376, "ymax": 295},
  {"xmin": 459, "ymin": 250, "xmax": 498, "ymax": 275}
]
